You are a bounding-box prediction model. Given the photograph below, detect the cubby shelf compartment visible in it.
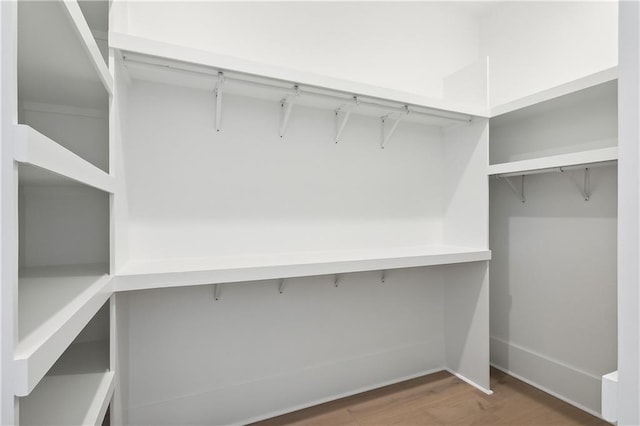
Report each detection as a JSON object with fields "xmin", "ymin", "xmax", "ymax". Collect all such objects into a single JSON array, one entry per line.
[
  {"xmin": 488, "ymin": 147, "xmax": 618, "ymax": 177},
  {"xmin": 14, "ymin": 264, "xmax": 112, "ymax": 396},
  {"xmin": 114, "ymin": 246, "xmax": 491, "ymax": 292},
  {"xmin": 19, "ymin": 371, "xmax": 114, "ymax": 426},
  {"xmin": 110, "ymin": 32, "xmax": 485, "ymax": 119},
  {"xmin": 60, "ymin": 0, "xmax": 113, "ymax": 95},
  {"xmin": 19, "ymin": 0, "xmax": 112, "ymax": 111},
  {"xmin": 13, "ymin": 125, "xmax": 114, "ymax": 193},
  {"xmin": 490, "ymin": 67, "xmax": 617, "ymax": 117}
]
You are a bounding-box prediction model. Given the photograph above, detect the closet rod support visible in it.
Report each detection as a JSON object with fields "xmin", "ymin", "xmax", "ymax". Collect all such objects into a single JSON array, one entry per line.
[
  {"xmin": 213, "ymin": 283, "xmax": 222, "ymax": 301},
  {"xmin": 381, "ymin": 105, "xmax": 410, "ymax": 149},
  {"xmin": 215, "ymin": 72, "xmax": 224, "ymax": 132},
  {"xmin": 335, "ymin": 96, "xmax": 359, "ymax": 144},
  {"xmin": 381, "ymin": 270, "xmax": 386, "ymax": 283},
  {"xmin": 278, "ymin": 278, "xmax": 286, "ymax": 294},
  {"xmin": 501, "ymin": 175, "xmax": 525, "ymax": 203},
  {"xmin": 279, "ymin": 85, "xmax": 301, "ymax": 138},
  {"xmin": 560, "ymin": 167, "xmax": 591, "ymax": 201},
  {"xmin": 334, "ymin": 274, "xmax": 340, "ymax": 287}
]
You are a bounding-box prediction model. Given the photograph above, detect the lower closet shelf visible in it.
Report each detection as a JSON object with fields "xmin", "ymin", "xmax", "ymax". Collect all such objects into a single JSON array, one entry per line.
[
  {"xmin": 19, "ymin": 371, "xmax": 114, "ymax": 426},
  {"xmin": 114, "ymin": 245, "xmax": 492, "ymax": 291},
  {"xmin": 14, "ymin": 264, "xmax": 112, "ymax": 396}
]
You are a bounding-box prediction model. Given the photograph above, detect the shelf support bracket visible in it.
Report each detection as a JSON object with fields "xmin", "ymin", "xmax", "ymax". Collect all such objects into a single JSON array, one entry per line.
[
  {"xmin": 334, "ymin": 274, "xmax": 340, "ymax": 287},
  {"xmin": 214, "ymin": 72, "xmax": 224, "ymax": 132},
  {"xmin": 279, "ymin": 85, "xmax": 301, "ymax": 138},
  {"xmin": 213, "ymin": 283, "xmax": 222, "ymax": 301},
  {"xmin": 335, "ymin": 96, "xmax": 359, "ymax": 144},
  {"xmin": 500, "ymin": 175, "xmax": 526, "ymax": 203},
  {"xmin": 381, "ymin": 105, "xmax": 411, "ymax": 149},
  {"xmin": 560, "ymin": 167, "xmax": 591, "ymax": 201},
  {"xmin": 278, "ymin": 278, "xmax": 286, "ymax": 294},
  {"xmin": 381, "ymin": 270, "xmax": 387, "ymax": 283}
]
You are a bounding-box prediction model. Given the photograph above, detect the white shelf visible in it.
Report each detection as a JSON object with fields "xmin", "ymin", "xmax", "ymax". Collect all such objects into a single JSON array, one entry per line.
[
  {"xmin": 18, "ymin": 0, "xmax": 110, "ymax": 110},
  {"xmin": 490, "ymin": 67, "xmax": 617, "ymax": 117},
  {"xmin": 19, "ymin": 371, "xmax": 114, "ymax": 426},
  {"xmin": 14, "ymin": 264, "xmax": 112, "ymax": 396},
  {"xmin": 114, "ymin": 246, "xmax": 491, "ymax": 292},
  {"xmin": 61, "ymin": 0, "xmax": 113, "ymax": 95},
  {"xmin": 14, "ymin": 125, "xmax": 114, "ymax": 193},
  {"xmin": 488, "ymin": 147, "xmax": 618, "ymax": 177},
  {"xmin": 110, "ymin": 32, "xmax": 487, "ymax": 118}
]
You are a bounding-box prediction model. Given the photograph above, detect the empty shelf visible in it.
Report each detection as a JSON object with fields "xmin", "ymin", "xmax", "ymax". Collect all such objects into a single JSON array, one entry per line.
[
  {"xmin": 490, "ymin": 67, "xmax": 617, "ymax": 117},
  {"xmin": 14, "ymin": 125, "xmax": 114, "ymax": 193},
  {"xmin": 15, "ymin": 264, "xmax": 112, "ymax": 396},
  {"xmin": 20, "ymin": 371, "xmax": 114, "ymax": 426},
  {"xmin": 114, "ymin": 246, "xmax": 491, "ymax": 291},
  {"xmin": 488, "ymin": 147, "xmax": 618, "ymax": 177}
]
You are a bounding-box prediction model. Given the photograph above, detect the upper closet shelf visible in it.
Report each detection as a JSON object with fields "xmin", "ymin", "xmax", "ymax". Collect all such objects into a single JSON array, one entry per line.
[
  {"xmin": 14, "ymin": 264, "xmax": 112, "ymax": 396},
  {"xmin": 488, "ymin": 147, "xmax": 618, "ymax": 177},
  {"xmin": 18, "ymin": 0, "xmax": 111, "ymax": 110},
  {"xmin": 114, "ymin": 246, "xmax": 491, "ymax": 292},
  {"xmin": 110, "ymin": 32, "xmax": 485, "ymax": 124},
  {"xmin": 13, "ymin": 125, "xmax": 114, "ymax": 193},
  {"xmin": 490, "ymin": 67, "xmax": 617, "ymax": 117}
]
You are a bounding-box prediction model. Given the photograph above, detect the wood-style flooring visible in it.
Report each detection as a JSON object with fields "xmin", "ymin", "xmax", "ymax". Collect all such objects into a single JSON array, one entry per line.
[{"xmin": 252, "ymin": 368, "xmax": 608, "ymax": 425}]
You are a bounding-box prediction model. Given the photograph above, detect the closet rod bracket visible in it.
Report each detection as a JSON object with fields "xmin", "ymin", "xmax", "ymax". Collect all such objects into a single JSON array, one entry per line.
[
  {"xmin": 500, "ymin": 175, "xmax": 526, "ymax": 203},
  {"xmin": 381, "ymin": 270, "xmax": 387, "ymax": 283},
  {"xmin": 279, "ymin": 85, "xmax": 301, "ymax": 138},
  {"xmin": 334, "ymin": 274, "xmax": 340, "ymax": 287},
  {"xmin": 335, "ymin": 96, "xmax": 359, "ymax": 144},
  {"xmin": 278, "ymin": 278, "xmax": 286, "ymax": 294},
  {"xmin": 215, "ymin": 72, "xmax": 224, "ymax": 132},
  {"xmin": 381, "ymin": 105, "xmax": 411, "ymax": 149},
  {"xmin": 560, "ymin": 167, "xmax": 591, "ymax": 201},
  {"xmin": 213, "ymin": 283, "xmax": 222, "ymax": 301}
]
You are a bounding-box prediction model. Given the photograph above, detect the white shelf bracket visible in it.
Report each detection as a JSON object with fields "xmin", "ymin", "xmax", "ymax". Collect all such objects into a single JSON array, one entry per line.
[
  {"xmin": 381, "ymin": 105, "xmax": 411, "ymax": 149},
  {"xmin": 279, "ymin": 85, "xmax": 301, "ymax": 138},
  {"xmin": 500, "ymin": 175, "xmax": 526, "ymax": 203},
  {"xmin": 278, "ymin": 278, "xmax": 286, "ymax": 294},
  {"xmin": 334, "ymin": 274, "xmax": 340, "ymax": 287},
  {"xmin": 335, "ymin": 96, "xmax": 359, "ymax": 144},
  {"xmin": 213, "ymin": 283, "xmax": 222, "ymax": 301},
  {"xmin": 560, "ymin": 167, "xmax": 591, "ymax": 201},
  {"xmin": 214, "ymin": 72, "xmax": 224, "ymax": 132},
  {"xmin": 381, "ymin": 270, "xmax": 387, "ymax": 283}
]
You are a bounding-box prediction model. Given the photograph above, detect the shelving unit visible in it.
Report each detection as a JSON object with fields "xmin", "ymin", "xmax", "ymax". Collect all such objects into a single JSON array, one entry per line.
[
  {"xmin": 107, "ymin": 31, "xmax": 492, "ymax": 424},
  {"xmin": 488, "ymin": 70, "xmax": 618, "ymax": 416},
  {"xmin": 0, "ymin": 0, "xmax": 114, "ymax": 424}
]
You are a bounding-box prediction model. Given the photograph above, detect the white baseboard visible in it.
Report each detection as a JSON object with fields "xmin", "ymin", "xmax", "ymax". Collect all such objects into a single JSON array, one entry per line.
[{"xmin": 490, "ymin": 336, "xmax": 605, "ymax": 420}]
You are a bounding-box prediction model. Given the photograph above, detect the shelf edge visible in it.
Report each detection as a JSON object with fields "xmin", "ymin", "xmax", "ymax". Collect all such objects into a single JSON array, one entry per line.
[
  {"xmin": 61, "ymin": 0, "xmax": 113, "ymax": 95},
  {"xmin": 13, "ymin": 275, "xmax": 113, "ymax": 396},
  {"xmin": 113, "ymin": 250, "xmax": 492, "ymax": 292},
  {"xmin": 490, "ymin": 67, "xmax": 618, "ymax": 117},
  {"xmin": 488, "ymin": 147, "xmax": 618, "ymax": 176},
  {"xmin": 13, "ymin": 124, "xmax": 115, "ymax": 193}
]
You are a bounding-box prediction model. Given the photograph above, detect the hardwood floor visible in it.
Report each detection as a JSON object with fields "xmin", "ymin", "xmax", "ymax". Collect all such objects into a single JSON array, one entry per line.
[{"xmin": 252, "ymin": 368, "xmax": 608, "ymax": 425}]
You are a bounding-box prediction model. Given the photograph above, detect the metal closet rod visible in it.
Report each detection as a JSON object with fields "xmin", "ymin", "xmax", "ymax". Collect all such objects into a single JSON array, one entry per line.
[
  {"xmin": 122, "ymin": 53, "xmax": 473, "ymax": 123},
  {"xmin": 494, "ymin": 160, "xmax": 617, "ymax": 178}
]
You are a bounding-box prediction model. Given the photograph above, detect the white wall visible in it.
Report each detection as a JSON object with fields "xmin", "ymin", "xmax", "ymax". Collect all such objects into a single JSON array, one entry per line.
[
  {"xmin": 480, "ymin": 1, "xmax": 618, "ymax": 108},
  {"xmin": 123, "ymin": 267, "xmax": 447, "ymax": 425},
  {"xmin": 489, "ymin": 167, "xmax": 617, "ymax": 414},
  {"xmin": 123, "ymin": 2, "xmax": 483, "ymax": 101},
  {"xmin": 123, "ymin": 82, "xmax": 448, "ymax": 261}
]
